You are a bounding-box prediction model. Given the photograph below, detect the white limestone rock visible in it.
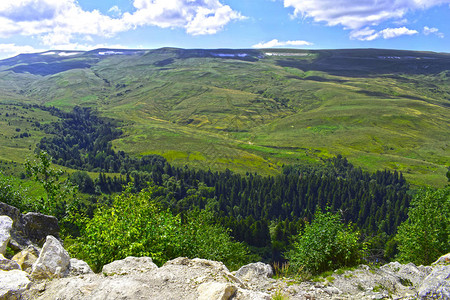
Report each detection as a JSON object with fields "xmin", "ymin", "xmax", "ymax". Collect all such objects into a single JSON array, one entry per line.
[
  {"xmin": 31, "ymin": 235, "xmax": 70, "ymax": 279},
  {"xmin": 69, "ymin": 258, "xmax": 94, "ymax": 276},
  {"xmin": 197, "ymin": 282, "xmax": 237, "ymax": 300},
  {"xmin": 0, "ymin": 215, "xmax": 13, "ymax": 255},
  {"xmin": 0, "ymin": 269, "xmax": 31, "ymax": 299},
  {"xmin": 418, "ymin": 264, "xmax": 450, "ymax": 299},
  {"xmin": 235, "ymin": 262, "xmax": 273, "ymax": 281},
  {"xmin": 102, "ymin": 256, "xmax": 158, "ymax": 276}
]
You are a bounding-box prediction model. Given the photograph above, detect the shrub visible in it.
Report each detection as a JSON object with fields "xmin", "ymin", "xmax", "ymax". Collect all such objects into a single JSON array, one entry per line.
[
  {"xmin": 396, "ymin": 186, "xmax": 450, "ymax": 265},
  {"xmin": 286, "ymin": 209, "xmax": 365, "ymax": 275},
  {"xmin": 68, "ymin": 184, "xmax": 250, "ymax": 272}
]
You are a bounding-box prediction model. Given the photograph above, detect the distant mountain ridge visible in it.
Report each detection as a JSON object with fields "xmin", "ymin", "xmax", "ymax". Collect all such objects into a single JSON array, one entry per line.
[{"xmin": 1, "ymin": 47, "xmax": 449, "ymax": 76}]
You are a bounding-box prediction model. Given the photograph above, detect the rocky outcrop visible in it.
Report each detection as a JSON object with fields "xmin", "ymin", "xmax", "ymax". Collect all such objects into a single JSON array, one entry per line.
[
  {"xmin": 24, "ymin": 256, "xmax": 271, "ymax": 300},
  {"xmin": 15, "ymin": 252, "xmax": 450, "ymax": 300},
  {"xmin": 2, "ymin": 201, "xmax": 450, "ymax": 299},
  {"xmin": 31, "ymin": 235, "xmax": 70, "ymax": 279}
]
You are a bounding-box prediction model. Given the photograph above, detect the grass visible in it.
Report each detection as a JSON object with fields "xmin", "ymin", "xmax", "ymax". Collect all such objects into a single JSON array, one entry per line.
[
  {"xmin": 0, "ymin": 48, "xmax": 449, "ymax": 186},
  {"xmin": 0, "ymin": 103, "xmax": 59, "ymax": 163}
]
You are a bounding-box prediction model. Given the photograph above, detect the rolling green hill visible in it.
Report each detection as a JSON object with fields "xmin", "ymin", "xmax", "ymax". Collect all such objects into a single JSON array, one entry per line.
[{"xmin": 0, "ymin": 48, "xmax": 448, "ymax": 186}]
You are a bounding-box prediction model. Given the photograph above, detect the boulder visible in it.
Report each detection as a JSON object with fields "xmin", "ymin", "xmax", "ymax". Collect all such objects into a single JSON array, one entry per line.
[
  {"xmin": 21, "ymin": 212, "xmax": 60, "ymax": 246},
  {"xmin": 0, "ymin": 215, "xmax": 13, "ymax": 255},
  {"xmin": 418, "ymin": 264, "xmax": 450, "ymax": 299},
  {"xmin": 12, "ymin": 246, "xmax": 39, "ymax": 273},
  {"xmin": 0, "ymin": 202, "xmax": 21, "ymax": 225},
  {"xmin": 31, "ymin": 235, "xmax": 70, "ymax": 279},
  {"xmin": 69, "ymin": 258, "xmax": 94, "ymax": 276},
  {"xmin": 235, "ymin": 262, "xmax": 273, "ymax": 281},
  {"xmin": 0, "ymin": 269, "xmax": 31, "ymax": 299},
  {"xmin": 102, "ymin": 256, "xmax": 158, "ymax": 276},
  {"xmin": 197, "ymin": 282, "xmax": 237, "ymax": 300}
]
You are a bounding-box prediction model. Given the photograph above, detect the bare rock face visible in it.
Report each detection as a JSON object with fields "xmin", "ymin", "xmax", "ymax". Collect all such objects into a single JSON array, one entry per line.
[
  {"xmin": 0, "ymin": 269, "xmax": 31, "ymax": 299},
  {"xmin": 25, "ymin": 257, "xmax": 249, "ymax": 300},
  {"xmin": 102, "ymin": 256, "xmax": 157, "ymax": 276},
  {"xmin": 31, "ymin": 235, "xmax": 70, "ymax": 279},
  {"xmin": 0, "ymin": 215, "xmax": 13, "ymax": 255},
  {"xmin": 12, "ymin": 246, "xmax": 40, "ymax": 273}
]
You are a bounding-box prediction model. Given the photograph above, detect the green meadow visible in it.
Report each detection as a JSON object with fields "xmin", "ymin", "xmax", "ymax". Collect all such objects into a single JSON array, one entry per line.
[{"xmin": 0, "ymin": 48, "xmax": 448, "ymax": 186}]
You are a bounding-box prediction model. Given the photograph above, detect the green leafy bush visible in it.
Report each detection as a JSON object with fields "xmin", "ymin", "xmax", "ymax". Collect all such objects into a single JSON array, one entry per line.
[
  {"xmin": 286, "ymin": 209, "xmax": 365, "ymax": 275},
  {"xmin": 68, "ymin": 184, "xmax": 250, "ymax": 272},
  {"xmin": 396, "ymin": 186, "xmax": 450, "ymax": 265}
]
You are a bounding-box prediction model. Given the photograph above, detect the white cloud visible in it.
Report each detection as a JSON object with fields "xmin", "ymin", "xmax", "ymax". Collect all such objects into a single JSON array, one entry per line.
[
  {"xmin": 252, "ymin": 39, "xmax": 313, "ymax": 48},
  {"xmin": 423, "ymin": 26, "xmax": 444, "ymax": 38},
  {"xmin": 284, "ymin": 0, "xmax": 450, "ymax": 30},
  {"xmin": 108, "ymin": 5, "xmax": 122, "ymax": 17},
  {"xmin": 350, "ymin": 27, "xmax": 418, "ymax": 41},
  {"xmin": 0, "ymin": 0, "xmax": 244, "ymax": 49},
  {"xmin": 0, "ymin": 43, "xmax": 44, "ymax": 58},
  {"xmin": 379, "ymin": 27, "xmax": 418, "ymax": 39},
  {"xmin": 123, "ymin": 0, "xmax": 245, "ymax": 36}
]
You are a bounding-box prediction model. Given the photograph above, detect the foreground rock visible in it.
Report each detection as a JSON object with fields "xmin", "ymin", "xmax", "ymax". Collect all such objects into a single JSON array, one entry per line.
[
  {"xmin": 15, "ymin": 253, "xmax": 450, "ymax": 299},
  {"xmin": 0, "ymin": 269, "xmax": 31, "ymax": 299},
  {"xmin": 0, "ymin": 215, "xmax": 13, "ymax": 255},
  {"xmin": 12, "ymin": 246, "xmax": 40, "ymax": 273},
  {"xmin": 31, "ymin": 235, "xmax": 70, "ymax": 279},
  {"xmin": 418, "ymin": 258, "xmax": 450, "ymax": 299},
  {"xmin": 24, "ymin": 257, "xmax": 270, "ymax": 300}
]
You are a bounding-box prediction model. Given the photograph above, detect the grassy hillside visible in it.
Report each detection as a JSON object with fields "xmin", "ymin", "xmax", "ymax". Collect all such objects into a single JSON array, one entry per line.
[{"xmin": 0, "ymin": 48, "xmax": 448, "ymax": 186}]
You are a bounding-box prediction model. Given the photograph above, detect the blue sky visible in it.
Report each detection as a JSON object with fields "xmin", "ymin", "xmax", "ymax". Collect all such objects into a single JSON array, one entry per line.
[{"xmin": 0, "ymin": 0, "xmax": 448, "ymax": 59}]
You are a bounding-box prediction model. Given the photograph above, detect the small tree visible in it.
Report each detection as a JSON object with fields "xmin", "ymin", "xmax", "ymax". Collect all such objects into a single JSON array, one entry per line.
[
  {"xmin": 286, "ymin": 208, "xmax": 365, "ymax": 275},
  {"xmin": 24, "ymin": 151, "xmax": 76, "ymax": 216},
  {"xmin": 396, "ymin": 187, "xmax": 450, "ymax": 265}
]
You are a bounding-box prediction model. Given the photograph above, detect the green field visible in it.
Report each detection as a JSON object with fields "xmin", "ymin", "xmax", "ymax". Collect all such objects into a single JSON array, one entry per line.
[{"xmin": 0, "ymin": 48, "xmax": 448, "ymax": 186}]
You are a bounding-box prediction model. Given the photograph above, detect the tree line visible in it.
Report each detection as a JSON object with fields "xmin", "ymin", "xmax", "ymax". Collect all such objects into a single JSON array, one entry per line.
[{"xmin": 32, "ymin": 106, "xmax": 411, "ymax": 262}]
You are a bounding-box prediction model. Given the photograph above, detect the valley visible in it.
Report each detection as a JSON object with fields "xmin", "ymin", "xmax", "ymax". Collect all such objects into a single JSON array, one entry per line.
[{"xmin": 0, "ymin": 48, "xmax": 449, "ymax": 186}]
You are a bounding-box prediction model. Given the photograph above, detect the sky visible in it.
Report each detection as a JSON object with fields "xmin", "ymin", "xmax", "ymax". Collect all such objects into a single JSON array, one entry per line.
[{"xmin": 0, "ymin": 0, "xmax": 448, "ymax": 59}]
